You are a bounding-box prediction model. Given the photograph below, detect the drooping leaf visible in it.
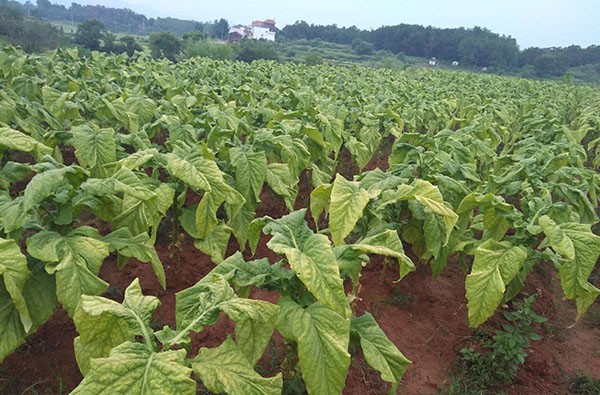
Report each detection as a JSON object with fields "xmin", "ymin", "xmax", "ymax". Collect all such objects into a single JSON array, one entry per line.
[
  {"xmin": 262, "ymin": 210, "xmax": 350, "ymax": 318},
  {"xmin": 329, "ymin": 174, "xmax": 372, "ymax": 246},
  {"xmin": 539, "ymin": 216, "xmax": 600, "ymax": 319},
  {"xmin": 22, "ymin": 166, "xmax": 84, "ymax": 212},
  {"xmin": 103, "ymin": 229, "xmax": 165, "ymax": 289},
  {"xmin": 27, "ymin": 227, "xmax": 110, "ymax": 316},
  {"xmin": 0, "ymin": 284, "xmax": 26, "ymax": 363},
  {"xmin": 409, "ymin": 180, "xmax": 458, "ymax": 244},
  {"xmin": 265, "ymin": 162, "xmax": 297, "ymax": 210},
  {"xmin": 276, "ymin": 297, "xmax": 350, "ymax": 395},
  {"xmin": 71, "ymin": 125, "xmax": 116, "ymax": 177},
  {"xmin": 220, "ymin": 298, "xmax": 279, "ymax": 365},
  {"xmin": 0, "ymin": 238, "xmax": 31, "ymax": 332},
  {"xmin": 230, "ymin": 146, "xmax": 267, "ymax": 204},
  {"xmin": 194, "ymin": 223, "xmax": 232, "ymax": 264},
  {"xmin": 352, "ymin": 230, "xmax": 415, "ymax": 280},
  {"xmin": 465, "ymin": 239, "xmax": 528, "ymax": 327},
  {"xmin": 309, "ymin": 182, "xmax": 332, "ymax": 229},
  {"xmin": 351, "ymin": 313, "xmax": 411, "ymax": 387},
  {"xmin": 0, "ymin": 126, "xmax": 52, "ymax": 159}
]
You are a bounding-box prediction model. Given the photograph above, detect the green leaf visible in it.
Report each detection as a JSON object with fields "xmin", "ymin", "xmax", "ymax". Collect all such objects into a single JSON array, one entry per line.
[
  {"xmin": 22, "ymin": 166, "xmax": 83, "ymax": 212},
  {"xmin": 27, "ymin": 227, "xmax": 110, "ymax": 316},
  {"xmin": 540, "ymin": 216, "xmax": 600, "ymax": 319},
  {"xmin": 80, "ymin": 168, "xmax": 157, "ymax": 202},
  {"xmin": 410, "ymin": 180, "xmax": 458, "ymax": 245},
  {"xmin": 113, "ymin": 183, "xmax": 174, "ymax": 240},
  {"xmin": 263, "ymin": 210, "xmax": 350, "ymax": 318},
  {"xmin": 465, "ymin": 239, "xmax": 528, "ymax": 327},
  {"xmin": 276, "ymin": 298, "xmax": 350, "ymax": 395},
  {"xmin": 74, "ymin": 279, "xmax": 160, "ymax": 365},
  {"xmin": 193, "ymin": 337, "xmax": 282, "ymax": 395},
  {"xmin": 125, "ymin": 96, "xmax": 156, "ymax": 125},
  {"xmin": 194, "ymin": 223, "xmax": 232, "ymax": 264},
  {"xmin": 353, "ymin": 230, "xmax": 415, "ymax": 280},
  {"xmin": 351, "ymin": 313, "xmax": 410, "ymax": 386},
  {"xmin": 329, "ymin": 174, "xmax": 372, "ymax": 246},
  {"xmin": 0, "ymin": 126, "xmax": 52, "ymax": 159},
  {"xmin": 220, "ymin": 298, "xmax": 279, "ymax": 365},
  {"xmin": 230, "ymin": 146, "xmax": 267, "ymax": 204},
  {"xmin": 71, "ymin": 125, "xmax": 116, "ymax": 177},
  {"xmin": 162, "ymin": 153, "xmax": 211, "ymax": 192},
  {"xmin": 309, "ymin": 183, "xmax": 332, "ymax": 229},
  {"xmin": 0, "ymin": 285, "xmax": 26, "ymax": 363},
  {"xmin": 72, "ymin": 342, "xmax": 195, "ymax": 395},
  {"xmin": 174, "ymin": 276, "xmax": 236, "ymax": 340},
  {"xmin": 0, "ymin": 238, "xmax": 31, "ymax": 332},
  {"xmin": 103, "ymin": 229, "xmax": 165, "ymax": 289},
  {"xmin": 73, "ymin": 307, "xmax": 135, "ymax": 376},
  {"xmin": 265, "ymin": 162, "xmax": 297, "ymax": 210}
]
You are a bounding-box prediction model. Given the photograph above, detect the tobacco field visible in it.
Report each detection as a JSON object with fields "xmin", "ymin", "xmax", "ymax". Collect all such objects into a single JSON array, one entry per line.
[{"xmin": 0, "ymin": 46, "xmax": 599, "ymax": 394}]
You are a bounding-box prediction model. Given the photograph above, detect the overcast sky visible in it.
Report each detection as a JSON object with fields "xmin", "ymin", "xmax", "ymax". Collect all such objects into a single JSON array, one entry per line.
[{"xmin": 51, "ymin": 0, "xmax": 600, "ymax": 49}]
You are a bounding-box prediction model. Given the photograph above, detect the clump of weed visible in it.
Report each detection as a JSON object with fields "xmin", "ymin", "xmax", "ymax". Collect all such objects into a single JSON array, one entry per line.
[
  {"xmin": 449, "ymin": 295, "xmax": 547, "ymax": 392},
  {"xmin": 569, "ymin": 375, "xmax": 600, "ymax": 394}
]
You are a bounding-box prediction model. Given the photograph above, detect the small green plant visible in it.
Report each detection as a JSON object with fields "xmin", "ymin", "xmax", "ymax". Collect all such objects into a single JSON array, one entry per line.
[
  {"xmin": 569, "ymin": 375, "xmax": 600, "ymax": 394},
  {"xmin": 454, "ymin": 295, "xmax": 547, "ymax": 391}
]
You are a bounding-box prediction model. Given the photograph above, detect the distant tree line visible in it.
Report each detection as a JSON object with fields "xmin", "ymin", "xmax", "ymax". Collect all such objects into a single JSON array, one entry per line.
[
  {"xmin": 1, "ymin": 0, "xmax": 230, "ymax": 38},
  {"xmin": 0, "ymin": 1, "xmax": 66, "ymax": 52},
  {"xmin": 2, "ymin": 0, "xmax": 599, "ymax": 79},
  {"xmin": 279, "ymin": 21, "xmax": 600, "ymax": 76}
]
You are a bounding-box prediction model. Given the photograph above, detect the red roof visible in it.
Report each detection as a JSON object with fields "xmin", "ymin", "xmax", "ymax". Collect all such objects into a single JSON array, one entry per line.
[{"xmin": 252, "ymin": 19, "xmax": 276, "ymax": 27}]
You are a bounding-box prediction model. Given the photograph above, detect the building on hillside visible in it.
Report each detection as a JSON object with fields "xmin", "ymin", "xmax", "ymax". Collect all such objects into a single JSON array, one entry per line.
[
  {"xmin": 228, "ymin": 19, "xmax": 277, "ymax": 42},
  {"xmin": 251, "ymin": 19, "xmax": 277, "ymax": 41},
  {"xmin": 228, "ymin": 24, "xmax": 250, "ymax": 42}
]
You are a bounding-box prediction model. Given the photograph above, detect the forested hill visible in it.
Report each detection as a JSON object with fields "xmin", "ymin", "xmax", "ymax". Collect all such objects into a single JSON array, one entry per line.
[
  {"xmin": 3, "ymin": 0, "xmax": 600, "ymax": 77},
  {"xmin": 279, "ymin": 21, "xmax": 600, "ymax": 75},
  {"xmin": 4, "ymin": 0, "xmax": 209, "ymax": 36}
]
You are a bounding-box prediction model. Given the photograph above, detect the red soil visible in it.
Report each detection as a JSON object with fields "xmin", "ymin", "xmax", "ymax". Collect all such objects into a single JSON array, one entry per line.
[{"xmin": 1, "ymin": 169, "xmax": 599, "ymax": 394}]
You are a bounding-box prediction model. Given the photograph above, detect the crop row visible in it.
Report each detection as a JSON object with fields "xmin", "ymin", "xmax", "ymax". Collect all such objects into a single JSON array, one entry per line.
[{"xmin": 0, "ymin": 46, "xmax": 599, "ymax": 394}]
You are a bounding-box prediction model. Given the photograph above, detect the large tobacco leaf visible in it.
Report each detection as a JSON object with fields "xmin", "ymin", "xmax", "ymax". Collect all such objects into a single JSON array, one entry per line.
[
  {"xmin": 351, "ymin": 313, "xmax": 411, "ymax": 389},
  {"xmin": 26, "ymin": 227, "xmax": 110, "ymax": 316},
  {"xmin": 466, "ymin": 239, "xmax": 528, "ymax": 327},
  {"xmin": 260, "ymin": 209, "xmax": 350, "ymax": 319},
  {"xmin": 192, "ymin": 338, "xmax": 282, "ymax": 395},
  {"xmin": 539, "ymin": 216, "xmax": 600, "ymax": 319},
  {"xmin": 71, "ymin": 342, "xmax": 195, "ymax": 395},
  {"xmin": 276, "ymin": 297, "xmax": 350, "ymax": 395},
  {"xmin": 329, "ymin": 174, "xmax": 372, "ymax": 246}
]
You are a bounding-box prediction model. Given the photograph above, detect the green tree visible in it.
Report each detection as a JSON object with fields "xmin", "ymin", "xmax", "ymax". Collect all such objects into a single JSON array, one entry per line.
[
  {"xmin": 303, "ymin": 52, "xmax": 323, "ymax": 65},
  {"xmin": 212, "ymin": 18, "xmax": 229, "ymax": 40},
  {"xmin": 352, "ymin": 39, "xmax": 373, "ymax": 55},
  {"xmin": 119, "ymin": 35, "xmax": 142, "ymax": 57},
  {"xmin": 183, "ymin": 39, "xmax": 234, "ymax": 60},
  {"xmin": 236, "ymin": 39, "xmax": 279, "ymax": 62},
  {"xmin": 149, "ymin": 31, "xmax": 182, "ymax": 61},
  {"xmin": 74, "ymin": 19, "xmax": 106, "ymax": 51}
]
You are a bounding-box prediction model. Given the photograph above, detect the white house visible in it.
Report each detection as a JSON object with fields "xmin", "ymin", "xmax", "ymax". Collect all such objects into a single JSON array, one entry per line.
[
  {"xmin": 251, "ymin": 25, "xmax": 276, "ymax": 41},
  {"xmin": 251, "ymin": 19, "xmax": 277, "ymax": 41},
  {"xmin": 228, "ymin": 19, "xmax": 277, "ymax": 42}
]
